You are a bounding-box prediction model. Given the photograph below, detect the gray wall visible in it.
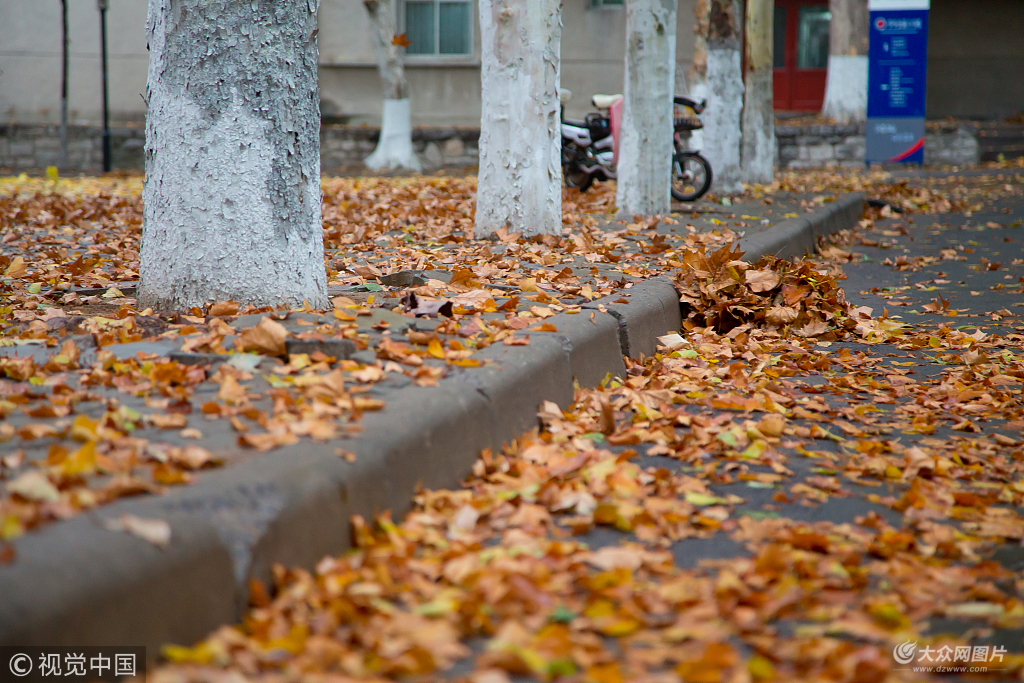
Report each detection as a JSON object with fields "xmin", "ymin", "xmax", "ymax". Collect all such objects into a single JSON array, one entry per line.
[
  {"xmin": 320, "ymin": 0, "xmax": 699, "ymax": 127},
  {"xmin": 3, "ymin": 0, "xmax": 1016, "ymax": 129},
  {"xmin": 0, "ymin": 0, "xmax": 149, "ymax": 125},
  {"xmin": 927, "ymin": 0, "xmax": 1024, "ymax": 120},
  {"xmin": 2, "ymin": 0, "xmax": 701, "ymax": 129}
]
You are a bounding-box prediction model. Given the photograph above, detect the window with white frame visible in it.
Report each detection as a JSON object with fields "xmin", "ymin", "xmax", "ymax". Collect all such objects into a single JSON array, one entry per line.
[{"xmin": 403, "ymin": 0, "xmax": 473, "ymax": 56}]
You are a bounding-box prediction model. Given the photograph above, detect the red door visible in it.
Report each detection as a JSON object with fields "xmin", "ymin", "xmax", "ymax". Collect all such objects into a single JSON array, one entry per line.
[{"xmin": 774, "ymin": 0, "xmax": 830, "ymax": 111}]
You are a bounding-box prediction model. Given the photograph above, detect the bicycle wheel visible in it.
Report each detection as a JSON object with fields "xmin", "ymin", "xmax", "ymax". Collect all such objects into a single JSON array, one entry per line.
[
  {"xmin": 670, "ymin": 152, "xmax": 712, "ymax": 202},
  {"xmin": 563, "ymin": 164, "xmax": 594, "ymax": 193}
]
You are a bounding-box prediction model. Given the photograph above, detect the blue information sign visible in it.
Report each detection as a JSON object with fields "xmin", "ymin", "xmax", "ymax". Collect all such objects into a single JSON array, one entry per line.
[{"xmin": 866, "ymin": 0, "xmax": 930, "ymax": 164}]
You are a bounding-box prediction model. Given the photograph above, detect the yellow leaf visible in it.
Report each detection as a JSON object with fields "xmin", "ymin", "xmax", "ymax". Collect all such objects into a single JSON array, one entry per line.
[
  {"xmin": 586, "ymin": 662, "xmax": 624, "ymax": 683},
  {"xmin": 62, "ymin": 441, "xmax": 97, "ymax": 476},
  {"xmin": 4, "ymin": 256, "xmax": 27, "ymax": 278},
  {"xmin": 70, "ymin": 414, "xmax": 98, "ymax": 442},
  {"xmin": 264, "ymin": 624, "xmax": 308, "ymax": 655},
  {"xmin": 161, "ymin": 642, "xmax": 219, "ymax": 665},
  {"xmin": 867, "ymin": 602, "xmax": 910, "ymax": 630},
  {"xmin": 427, "ymin": 338, "xmax": 446, "ymax": 359},
  {"xmin": 1, "ymin": 514, "xmax": 24, "ymax": 540},
  {"xmin": 685, "ymin": 491, "xmax": 729, "ymax": 506},
  {"xmin": 748, "ymin": 656, "xmax": 776, "ymax": 682},
  {"xmin": 602, "ymin": 617, "xmax": 641, "ymax": 637}
]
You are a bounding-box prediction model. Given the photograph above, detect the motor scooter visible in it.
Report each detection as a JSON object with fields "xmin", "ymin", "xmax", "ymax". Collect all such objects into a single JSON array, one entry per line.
[{"xmin": 560, "ymin": 90, "xmax": 713, "ymax": 202}]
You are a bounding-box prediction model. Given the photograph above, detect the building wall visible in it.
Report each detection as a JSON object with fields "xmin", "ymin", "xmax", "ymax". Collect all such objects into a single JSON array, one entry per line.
[
  {"xmin": 321, "ymin": 0, "xmax": 699, "ymax": 127},
  {"xmin": 0, "ymin": 0, "xmax": 700, "ymax": 129},
  {"xmin": 927, "ymin": 0, "xmax": 1024, "ymax": 120},
  {"xmin": 0, "ymin": 0, "xmax": 149, "ymax": 126},
  {"xmin": 4, "ymin": 0, "xmax": 1016, "ymax": 131}
]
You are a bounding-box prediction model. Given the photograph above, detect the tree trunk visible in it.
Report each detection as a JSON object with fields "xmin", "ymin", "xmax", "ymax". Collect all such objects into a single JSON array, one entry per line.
[
  {"xmin": 363, "ymin": 0, "xmax": 420, "ymax": 171},
  {"xmin": 822, "ymin": 0, "xmax": 869, "ymax": 124},
  {"xmin": 740, "ymin": 0, "xmax": 774, "ymax": 184},
  {"xmin": 139, "ymin": 0, "xmax": 328, "ymax": 311},
  {"xmin": 703, "ymin": 0, "xmax": 744, "ymax": 195},
  {"xmin": 616, "ymin": 0, "xmax": 678, "ymax": 217},
  {"xmin": 688, "ymin": 0, "xmax": 710, "ymax": 151},
  {"xmin": 475, "ymin": 0, "xmax": 562, "ymax": 239}
]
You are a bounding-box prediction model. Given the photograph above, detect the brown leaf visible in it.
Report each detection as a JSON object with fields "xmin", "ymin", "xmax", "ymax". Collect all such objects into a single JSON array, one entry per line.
[
  {"xmin": 765, "ymin": 305, "xmax": 799, "ymax": 326},
  {"xmin": 208, "ymin": 300, "xmax": 240, "ymax": 317},
  {"xmin": 236, "ymin": 317, "xmax": 288, "ymax": 356},
  {"xmin": 745, "ymin": 268, "xmax": 781, "ymax": 292}
]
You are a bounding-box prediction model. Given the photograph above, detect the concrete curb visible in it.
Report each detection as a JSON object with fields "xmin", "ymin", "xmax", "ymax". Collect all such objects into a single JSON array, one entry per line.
[
  {"xmin": 0, "ymin": 193, "xmax": 864, "ymax": 652},
  {"xmin": 736, "ymin": 192, "xmax": 864, "ymax": 261}
]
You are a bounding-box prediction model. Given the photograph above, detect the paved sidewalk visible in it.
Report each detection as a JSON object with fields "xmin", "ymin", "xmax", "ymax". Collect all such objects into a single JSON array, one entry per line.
[
  {"xmin": 143, "ymin": 178, "xmax": 1024, "ymax": 682},
  {"xmin": 0, "ymin": 173, "xmax": 864, "ymax": 650}
]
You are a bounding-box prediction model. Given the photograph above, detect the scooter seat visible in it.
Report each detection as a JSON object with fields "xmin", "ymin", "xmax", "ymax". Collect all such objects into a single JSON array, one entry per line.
[{"xmin": 591, "ymin": 94, "xmax": 622, "ymax": 109}]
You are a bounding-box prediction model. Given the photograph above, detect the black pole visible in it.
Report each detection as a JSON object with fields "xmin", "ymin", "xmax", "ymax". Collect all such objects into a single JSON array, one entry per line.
[
  {"xmin": 98, "ymin": 0, "xmax": 111, "ymax": 172},
  {"xmin": 59, "ymin": 0, "xmax": 69, "ymax": 169}
]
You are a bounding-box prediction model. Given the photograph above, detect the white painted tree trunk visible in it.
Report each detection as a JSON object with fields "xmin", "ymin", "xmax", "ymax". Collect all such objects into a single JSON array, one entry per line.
[
  {"xmin": 740, "ymin": 0, "xmax": 775, "ymax": 184},
  {"xmin": 616, "ymin": 0, "xmax": 678, "ymax": 217},
  {"xmin": 363, "ymin": 0, "xmax": 421, "ymax": 171},
  {"xmin": 703, "ymin": 0, "xmax": 744, "ymax": 195},
  {"xmin": 822, "ymin": 0, "xmax": 869, "ymax": 123},
  {"xmin": 139, "ymin": 0, "xmax": 328, "ymax": 311},
  {"xmin": 475, "ymin": 0, "xmax": 562, "ymax": 239},
  {"xmin": 688, "ymin": 0, "xmax": 710, "ymax": 152}
]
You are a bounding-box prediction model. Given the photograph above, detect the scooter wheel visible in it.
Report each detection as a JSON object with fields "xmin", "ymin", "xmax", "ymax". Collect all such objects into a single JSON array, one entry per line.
[
  {"xmin": 563, "ymin": 164, "xmax": 594, "ymax": 193},
  {"xmin": 670, "ymin": 152, "xmax": 712, "ymax": 202}
]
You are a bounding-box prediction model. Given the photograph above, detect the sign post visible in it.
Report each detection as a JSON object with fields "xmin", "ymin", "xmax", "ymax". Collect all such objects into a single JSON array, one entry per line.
[{"xmin": 866, "ymin": 0, "xmax": 929, "ymax": 165}]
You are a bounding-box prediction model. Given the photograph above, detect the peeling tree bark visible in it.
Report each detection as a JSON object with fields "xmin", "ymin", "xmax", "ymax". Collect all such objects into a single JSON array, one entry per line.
[
  {"xmin": 475, "ymin": 0, "xmax": 562, "ymax": 239},
  {"xmin": 139, "ymin": 0, "xmax": 328, "ymax": 311},
  {"xmin": 363, "ymin": 0, "xmax": 421, "ymax": 171},
  {"xmin": 616, "ymin": 0, "xmax": 678, "ymax": 217},
  {"xmin": 688, "ymin": 0, "xmax": 710, "ymax": 152},
  {"xmin": 822, "ymin": 0, "xmax": 869, "ymax": 124},
  {"xmin": 740, "ymin": 0, "xmax": 774, "ymax": 184},
  {"xmin": 703, "ymin": 0, "xmax": 744, "ymax": 195}
]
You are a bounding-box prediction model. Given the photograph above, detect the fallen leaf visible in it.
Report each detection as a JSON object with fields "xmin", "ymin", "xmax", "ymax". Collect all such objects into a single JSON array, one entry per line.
[
  {"xmin": 6, "ymin": 471, "xmax": 60, "ymax": 502},
  {"xmin": 236, "ymin": 317, "xmax": 288, "ymax": 356},
  {"xmin": 104, "ymin": 514, "xmax": 172, "ymax": 547}
]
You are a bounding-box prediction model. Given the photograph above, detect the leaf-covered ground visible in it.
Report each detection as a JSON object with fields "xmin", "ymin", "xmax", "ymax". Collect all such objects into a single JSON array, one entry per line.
[
  {"xmin": 0, "ymin": 169, "xmax": 899, "ymax": 539},
  {"xmin": 1, "ymin": 166, "xmax": 1023, "ymax": 682}
]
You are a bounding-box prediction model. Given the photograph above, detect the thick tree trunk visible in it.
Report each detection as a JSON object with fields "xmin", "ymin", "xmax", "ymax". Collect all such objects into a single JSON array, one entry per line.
[
  {"xmin": 740, "ymin": 0, "xmax": 774, "ymax": 184},
  {"xmin": 822, "ymin": 0, "xmax": 869, "ymax": 123},
  {"xmin": 363, "ymin": 0, "xmax": 420, "ymax": 171},
  {"xmin": 616, "ymin": 0, "xmax": 678, "ymax": 217},
  {"xmin": 703, "ymin": 0, "xmax": 744, "ymax": 195},
  {"xmin": 688, "ymin": 0, "xmax": 710, "ymax": 152},
  {"xmin": 475, "ymin": 0, "xmax": 562, "ymax": 239},
  {"xmin": 139, "ymin": 0, "xmax": 328, "ymax": 311}
]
